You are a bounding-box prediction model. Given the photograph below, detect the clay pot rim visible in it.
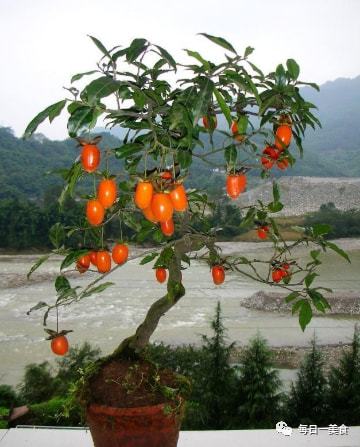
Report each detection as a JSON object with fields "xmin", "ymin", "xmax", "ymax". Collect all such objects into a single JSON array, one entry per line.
[{"xmin": 87, "ymin": 402, "xmax": 174, "ymax": 417}]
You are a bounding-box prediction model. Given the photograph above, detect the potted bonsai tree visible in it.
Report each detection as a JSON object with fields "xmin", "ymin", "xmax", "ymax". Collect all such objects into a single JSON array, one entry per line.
[{"xmin": 24, "ymin": 34, "xmax": 349, "ymax": 447}]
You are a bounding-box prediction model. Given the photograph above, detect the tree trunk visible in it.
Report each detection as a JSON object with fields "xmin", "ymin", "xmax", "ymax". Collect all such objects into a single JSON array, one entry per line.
[{"xmin": 112, "ymin": 234, "xmax": 214, "ymax": 358}]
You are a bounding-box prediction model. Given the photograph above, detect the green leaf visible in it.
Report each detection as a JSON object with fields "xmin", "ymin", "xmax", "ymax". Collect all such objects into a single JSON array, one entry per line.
[
  {"xmin": 126, "ymin": 38, "xmax": 148, "ymax": 62},
  {"xmin": 27, "ymin": 301, "xmax": 48, "ymax": 315},
  {"xmin": 153, "ymin": 229, "xmax": 164, "ymax": 243},
  {"xmin": 192, "ymin": 77, "xmax": 214, "ymax": 125},
  {"xmin": 71, "ymin": 70, "xmax": 98, "ymax": 83},
  {"xmin": 155, "ymin": 247, "xmax": 174, "ymax": 269},
  {"xmin": 55, "ymin": 275, "xmax": 71, "ymax": 293},
  {"xmin": 82, "ymin": 76, "xmax": 121, "ymax": 103},
  {"xmin": 310, "ymin": 249, "xmax": 321, "ymax": 260},
  {"xmin": 49, "ymin": 222, "xmax": 65, "ymax": 249},
  {"xmin": 58, "ymin": 162, "xmax": 83, "ymax": 206},
  {"xmin": 236, "ymin": 115, "xmax": 248, "ymax": 134},
  {"xmin": 312, "ymin": 223, "xmax": 332, "ymax": 236},
  {"xmin": 224, "ymin": 145, "xmax": 237, "ymax": 165},
  {"xmin": 325, "ymin": 241, "xmax": 351, "ymax": 263},
  {"xmin": 184, "ymin": 49, "xmax": 210, "ymax": 70},
  {"xmin": 299, "ymin": 300, "xmax": 312, "ymax": 331},
  {"xmin": 140, "ymin": 253, "xmax": 159, "ymax": 265},
  {"xmin": 88, "ymin": 35, "xmax": 111, "ymax": 58},
  {"xmin": 82, "ymin": 282, "xmax": 114, "ymax": 298},
  {"xmin": 242, "ymin": 71, "xmax": 261, "ymax": 106},
  {"xmin": 275, "ymin": 64, "xmax": 286, "ymax": 86},
  {"xmin": 285, "ymin": 291, "xmax": 300, "ymax": 303},
  {"xmin": 67, "ymin": 106, "xmax": 101, "ymax": 138},
  {"xmin": 241, "ymin": 207, "xmax": 256, "ymax": 227},
  {"xmin": 177, "ymin": 149, "xmax": 192, "ymax": 169},
  {"xmin": 286, "ymin": 59, "xmax": 300, "ymax": 80},
  {"xmin": 292, "ymin": 298, "xmax": 306, "ymax": 315},
  {"xmin": 268, "ymin": 201, "xmax": 284, "ymax": 213},
  {"xmin": 23, "ymin": 100, "xmax": 67, "ymax": 138},
  {"xmin": 305, "ymin": 272, "xmax": 318, "ymax": 288},
  {"xmin": 272, "ymin": 181, "xmax": 280, "ymax": 202},
  {"xmin": 296, "ymin": 81, "xmax": 320, "ymax": 92},
  {"xmin": 61, "ymin": 249, "xmax": 89, "ymax": 270},
  {"xmin": 308, "ymin": 289, "xmax": 331, "ymax": 313},
  {"xmin": 154, "ymin": 45, "xmax": 177, "ymax": 71},
  {"xmin": 27, "ymin": 254, "xmax": 50, "ymax": 279},
  {"xmin": 115, "ymin": 143, "xmax": 143, "ymax": 159},
  {"xmin": 199, "ymin": 33, "xmax": 237, "ymax": 54},
  {"xmin": 244, "ymin": 46, "xmax": 254, "ymax": 58}
]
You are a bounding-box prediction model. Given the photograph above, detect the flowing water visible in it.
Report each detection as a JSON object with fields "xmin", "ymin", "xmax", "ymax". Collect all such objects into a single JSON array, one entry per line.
[{"xmin": 0, "ymin": 239, "xmax": 359, "ymax": 386}]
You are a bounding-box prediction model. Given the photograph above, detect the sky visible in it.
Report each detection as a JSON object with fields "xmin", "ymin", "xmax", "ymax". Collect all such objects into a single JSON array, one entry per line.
[{"xmin": 0, "ymin": 0, "xmax": 359, "ymax": 140}]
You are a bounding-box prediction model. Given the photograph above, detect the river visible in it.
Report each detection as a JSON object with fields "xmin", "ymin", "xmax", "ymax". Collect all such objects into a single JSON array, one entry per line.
[{"xmin": 0, "ymin": 239, "xmax": 359, "ymax": 386}]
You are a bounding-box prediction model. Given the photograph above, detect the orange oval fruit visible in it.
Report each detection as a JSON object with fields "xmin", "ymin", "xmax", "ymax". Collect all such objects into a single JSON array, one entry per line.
[
  {"xmin": 81, "ymin": 145, "xmax": 100, "ymax": 173},
  {"xmin": 112, "ymin": 244, "xmax": 129, "ymax": 265},
  {"xmin": 272, "ymin": 269, "xmax": 283, "ymax": 283},
  {"xmin": 134, "ymin": 181, "xmax": 153, "ymax": 210},
  {"xmin": 226, "ymin": 174, "xmax": 247, "ymax": 199},
  {"xmin": 169, "ymin": 184, "xmax": 187, "ymax": 212},
  {"xmin": 212, "ymin": 265, "xmax": 225, "ymax": 285},
  {"xmin": 156, "ymin": 267, "xmax": 167, "ymax": 283},
  {"xmin": 151, "ymin": 193, "xmax": 174, "ymax": 222},
  {"xmin": 275, "ymin": 125, "xmax": 292, "ymax": 150},
  {"xmin": 96, "ymin": 250, "xmax": 111, "ymax": 273},
  {"xmin": 143, "ymin": 205, "xmax": 159, "ymax": 223},
  {"xmin": 89, "ymin": 251, "xmax": 98, "ymax": 267},
  {"xmin": 261, "ymin": 146, "xmax": 279, "ymax": 170},
  {"xmin": 76, "ymin": 253, "xmax": 91, "ymax": 273},
  {"xmin": 86, "ymin": 199, "xmax": 105, "ymax": 226},
  {"xmin": 161, "ymin": 219, "xmax": 175, "ymax": 237},
  {"xmin": 203, "ymin": 115, "xmax": 217, "ymax": 130},
  {"xmin": 51, "ymin": 335, "xmax": 69, "ymax": 356},
  {"xmin": 257, "ymin": 226, "xmax": 269, "ymax": 240},
  {"xmin": 276, "ymin": 158, "xmax": 289, "ymax": 170},
  {"xmin": 98, "ymin": 178, "xmax": 117, "ymax": 209}
]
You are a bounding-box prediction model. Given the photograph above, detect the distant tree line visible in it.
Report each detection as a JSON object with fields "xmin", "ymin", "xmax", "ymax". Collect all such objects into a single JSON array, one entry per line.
[
  {"xmin": 0, "ymin": 188, "xmax": 246, "ymax": 250},
  {"xmin": 305, "ymin": 202, "xmax": 360, "ymax": 239},
  {"xmin": 1, "ymin": 304, "xmax": 359, "ymax": 429}
]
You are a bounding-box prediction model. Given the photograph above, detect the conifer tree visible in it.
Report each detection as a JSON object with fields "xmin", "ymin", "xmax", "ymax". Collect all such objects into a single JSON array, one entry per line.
[
  {"xmin": 188, "ymin": 301, "xmax": 238, "ymax": 430},
  {"xmin": 235, "ymin": 333, "xmax": 282, "ymax": 428},
  {"xmin": 327, "ymin": 325, "xmax": 360, "ymax": 425},
  {"xmin": 285, "ymin": 335, "xmax": 328, "ymax": 426}
]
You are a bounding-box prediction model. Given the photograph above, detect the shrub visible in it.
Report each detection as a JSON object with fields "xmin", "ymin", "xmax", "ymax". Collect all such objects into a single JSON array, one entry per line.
[
  {"xmin": 285, "ymin": 336, "xmax": 328, "ymax": 426},
  {"xmin": 327, "ymin": 326, "xmax": 360, "ymax": 425},
  {"xmin": 235, "ymin": 334, "xmax": 282, "ymax": 428}
]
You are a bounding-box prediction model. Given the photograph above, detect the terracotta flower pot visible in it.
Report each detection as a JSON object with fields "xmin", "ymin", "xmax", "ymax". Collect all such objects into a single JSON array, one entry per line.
[{"xmin": 86, "ymin": 401, "xmax": 183, "ymax": 447}]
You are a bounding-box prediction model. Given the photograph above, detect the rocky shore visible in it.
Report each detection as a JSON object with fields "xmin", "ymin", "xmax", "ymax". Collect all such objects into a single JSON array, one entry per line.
[
  {"xmin": 242, "ymin": 290, "xmax": 360, "ymax": 315},
  {"xmin": 231, "ymin": 343, "xmax": 354, "ymax": 370}
]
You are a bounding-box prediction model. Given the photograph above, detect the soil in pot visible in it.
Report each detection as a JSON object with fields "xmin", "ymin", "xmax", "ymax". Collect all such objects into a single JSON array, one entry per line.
[{"xmin": 85, "ymin": 359, "xmax": 186, "ymax": 447}]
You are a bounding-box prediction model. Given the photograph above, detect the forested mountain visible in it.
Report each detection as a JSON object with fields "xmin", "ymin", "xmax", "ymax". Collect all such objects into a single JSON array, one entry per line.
[
  {"xmin": 0, "ymin": 76, "xmax": 359, "ymax": 200},
  {"xmin": 0, "ymin": 129, "xmax": 121, "ymax": 200}
]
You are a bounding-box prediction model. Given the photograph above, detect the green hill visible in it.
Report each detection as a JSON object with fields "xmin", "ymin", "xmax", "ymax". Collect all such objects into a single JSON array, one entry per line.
[
  {"xmin": 0, "ymin": 76, "xmax": 359, "ymax": 199},
  {"xmin": 0, "ymin": 129, "xmax": 121, "ymax": 200}
]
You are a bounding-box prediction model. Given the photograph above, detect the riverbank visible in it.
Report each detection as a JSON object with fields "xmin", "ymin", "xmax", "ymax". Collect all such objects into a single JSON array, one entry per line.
[
  {"xmin": 230, "ymin": 343, "xmax": 354, "ymax": 371},
  {"xmin": 242, "ymin": 290, "xmax": 360, "ymax": 316},
  {"xmin": 0, "ymin": 238, "xmax": 359, "ymax": 386}
]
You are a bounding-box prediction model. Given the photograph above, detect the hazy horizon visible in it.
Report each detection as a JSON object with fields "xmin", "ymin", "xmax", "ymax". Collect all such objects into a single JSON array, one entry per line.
[{"xmin": 1, "ymin": 0, "xmax": 359, "ymax": 140}]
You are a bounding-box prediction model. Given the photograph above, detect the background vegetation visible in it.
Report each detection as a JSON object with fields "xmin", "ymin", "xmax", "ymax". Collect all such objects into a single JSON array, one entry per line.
[{"xmin": 1, "ymin": 304, "xmax": 359, "ymax": 429}]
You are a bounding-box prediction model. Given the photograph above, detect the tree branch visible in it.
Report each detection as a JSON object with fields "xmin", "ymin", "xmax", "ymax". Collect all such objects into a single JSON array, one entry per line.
[{"xmin": 112, "ymin": 233, "xmax": 215, "ymax": 357}]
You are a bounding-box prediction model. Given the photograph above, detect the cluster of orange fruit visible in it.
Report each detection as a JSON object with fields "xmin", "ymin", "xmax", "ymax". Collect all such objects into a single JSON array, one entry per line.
[
  {"xmin": 261, "ymin": 121, "xmax": 293, "ymax": 171},
  {"xmin": 79, "ymin": 143, "xmax": 118, "ymax": 227},
  {"xmin": 272, "ymin": 262, "xmax": 291, "ymax": 283},
  {"xmin": 134, "ymin": 174, "xmax": 188, "ymax": 237},
  {"xmin": 202, "ymin": 115, "xmax": 247, "ymax": 142},
  {"xmin": 76, "ymin": 244, "xmax": 129, "ymax": 275}
]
